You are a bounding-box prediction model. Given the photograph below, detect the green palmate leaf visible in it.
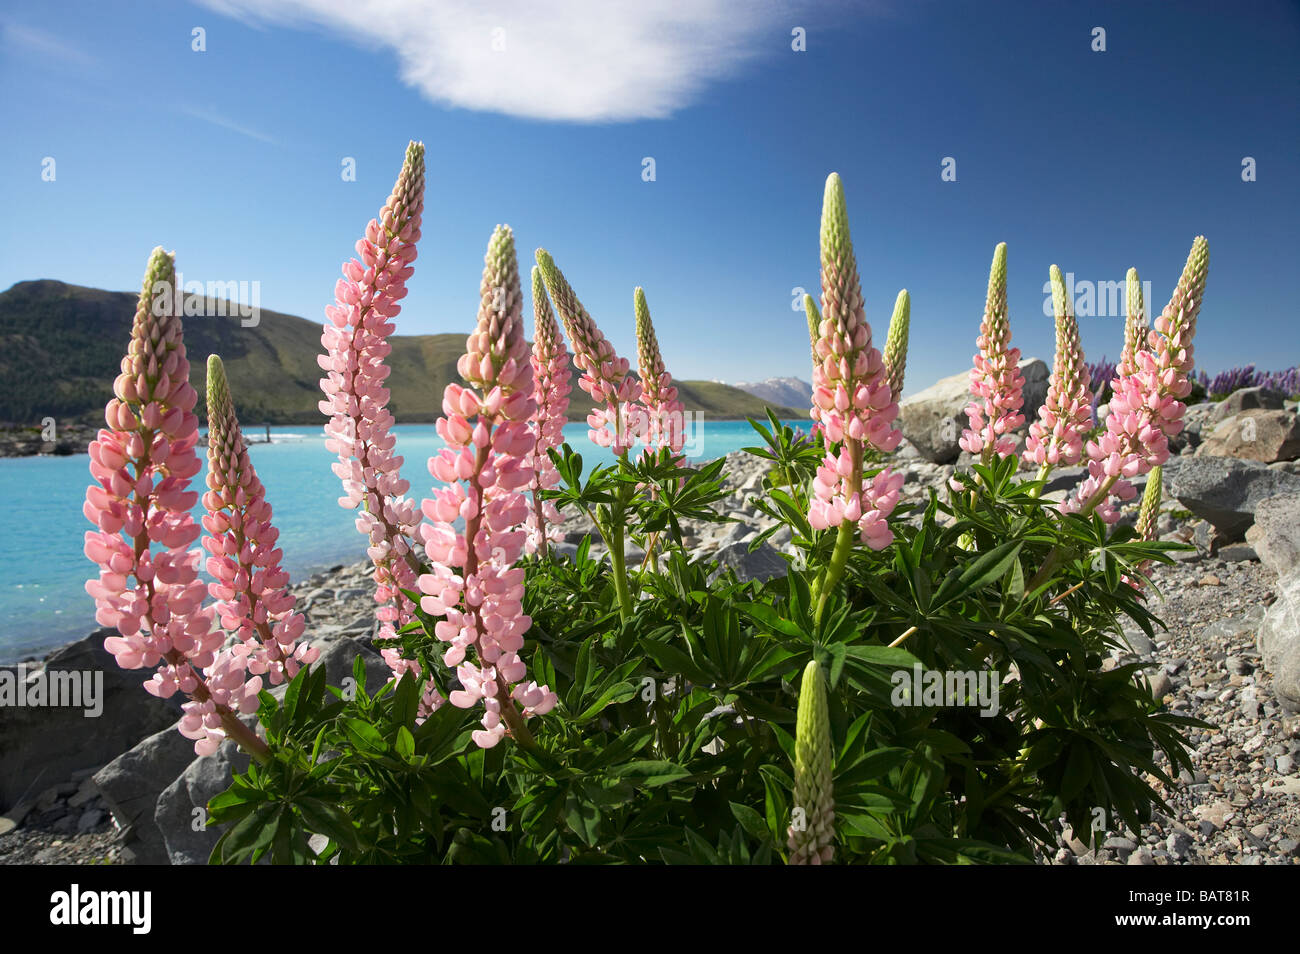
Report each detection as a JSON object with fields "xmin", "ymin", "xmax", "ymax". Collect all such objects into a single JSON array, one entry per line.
[
  {"xmin": 296, "ymin": 798, "xmax": 362, "ymax": 853},
  {"xmin": 342, "ymin": 718, "xmax": 387, "ymax": 754},
  {"xmin": 932, "ymin": 540, "xmax": 1023, "ymax": 609},
  {"xmin": 575, "ymin": 682, "xmax": 639, "ymax": 723},
  {"xmin": 563, "ymin": 792, "xmax": 602, "ymax": 847},
  {"xmin": 612, "ymin": 761, "xmax": 693, "ymax": 788}
]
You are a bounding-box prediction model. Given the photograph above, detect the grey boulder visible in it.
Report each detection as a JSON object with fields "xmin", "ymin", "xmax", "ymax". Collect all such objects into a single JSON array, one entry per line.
[
  {"xmin": 709, "ymin": 540, "xmax": 788, "ymax": 584},
  {"xmin": 1166, "ymin": 456, "xmax": 1300, "ymax": 539},
  {"xmin": 1246, "ymin": 494, "xmax": 1300, "ymax": 712},
  {"xmin": 0, "ymin": 630, "xmax": 183, "ymax": 811}
]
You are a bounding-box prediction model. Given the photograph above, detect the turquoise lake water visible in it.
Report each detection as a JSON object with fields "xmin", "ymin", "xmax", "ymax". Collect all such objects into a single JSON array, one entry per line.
[{"xmin": 1, "ymin": 420, "xmax": 791, "ymax": 661}]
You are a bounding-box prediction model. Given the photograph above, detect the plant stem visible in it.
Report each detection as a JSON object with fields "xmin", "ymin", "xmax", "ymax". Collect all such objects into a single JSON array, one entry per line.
[
  {"xmin": 814, "ymin": 521, "xmax": 855, "ymax": 627},
  {"xmin": 219, "ymin": 710, "xmax": 272, "ymax": 764},
  {"xmin": 1030, "ymin": 462, "xmax": 1052, "ymax": 499},
  {"xmin": 1026, "ymin": 471, "xmax": 1119, "ymax": 594},
  {"xmin": 888, "ymin": 625, "xmax": 918, "ymax": 648},
  {"xmin": 609, "ymin": 506, "xmax": 633, "ymax": 621}
]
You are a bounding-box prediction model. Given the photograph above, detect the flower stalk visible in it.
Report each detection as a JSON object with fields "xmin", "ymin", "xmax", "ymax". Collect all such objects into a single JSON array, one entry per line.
[
  {"xmin": 526, "ymin": 265, "xmax": 572, "ymax": 557},
  {"xmin": 84, "ymin": 248, "xmax": 269, "ymax": 761},
  {"xmin": 418, "ymin": 225, "xmax": 558, "ymax": 748},
  {"xmin": 317, "ymin": 140, "xmax": 436, "ymax": 711},
  {"xmin": 1025, "ymin": 265, "xmax": 1094, "ymax": 484},
  {"xmin": 806, "ymin": 173, "xmax": 903, "ymax": 624},
  {"xmin": 959, "ymin": 243, "xmax": 1025, "ymax": 464}
]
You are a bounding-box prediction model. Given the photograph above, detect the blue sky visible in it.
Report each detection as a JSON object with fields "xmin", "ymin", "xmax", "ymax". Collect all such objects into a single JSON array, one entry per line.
[{"xmin": 1, "ymin": 0, "xmax": 1297, "ymax": 391}]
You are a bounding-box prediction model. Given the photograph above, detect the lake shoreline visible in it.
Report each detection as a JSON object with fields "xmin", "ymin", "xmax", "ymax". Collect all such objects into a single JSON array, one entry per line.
[{"xmin": 1, "ymin": 414, "xmax": 803, "ymax": 459}]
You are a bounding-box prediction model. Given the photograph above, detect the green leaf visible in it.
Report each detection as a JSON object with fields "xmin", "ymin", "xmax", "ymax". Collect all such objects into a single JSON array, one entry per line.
[
  {"xmin": 564, "ymin": 792, "xmax": 601, "ymax": 847},
  {"xmin": 342, "ymin": 718, "xmax": 387, "ymax": 754},
  {"xmin": 932, "ymin": 540, "xmax": 1023, "ymax": 609},
  {"xmin": 296, "ymin": 798, "xmax": 361, "ymax": 853},
  {"xmin": 611, "ymin": 761, "xmax": 692, "ymax": 788},
  {"xmin": 730, "ymin": 802, "xmax": 770, "ymax": 844},
  {"xmin": 394, "ymin": 725, "xmax": 416, "ymax": 761},
  {"xmin": 575, "ymin": 682, "xmax": 639, "ymax": 723}
]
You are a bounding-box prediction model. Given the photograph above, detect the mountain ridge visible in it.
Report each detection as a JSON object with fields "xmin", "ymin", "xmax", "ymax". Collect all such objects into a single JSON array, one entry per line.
[
  {"xmin": 733, "ymin": 376, "xmax": 813, "ymax": 410},
  {"xmin": 0, "ymin": 280, "xmax": 804, "ymax": 426}
]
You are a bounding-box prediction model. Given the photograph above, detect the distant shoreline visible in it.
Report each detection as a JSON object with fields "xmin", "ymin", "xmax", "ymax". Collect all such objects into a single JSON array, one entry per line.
[{"xmin": 0, "ymin": 415, "xmax": 807, "ymax": 459}]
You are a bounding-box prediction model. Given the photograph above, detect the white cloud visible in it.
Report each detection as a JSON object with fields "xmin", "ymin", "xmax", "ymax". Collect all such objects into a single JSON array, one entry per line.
[{"xmin": 196, "ymin": 0, "xmax": 797, "ymax": 122}]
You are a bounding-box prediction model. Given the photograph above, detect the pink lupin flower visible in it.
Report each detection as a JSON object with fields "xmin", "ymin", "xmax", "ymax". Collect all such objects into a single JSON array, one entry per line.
[
  {"xmin": 201, "ymin": 355, "xmax": 319, "ymax": 687},
  {"xmin": 633, "ymin": 286, "xmax": 685, "ymax": 455},
  {"xmin": 84, "ymin": 248, "xmax": 266, "ymax": 759},
  {"xmin": 317, "ymin": 141, "xmax": 437, "ymax": 710},
  {"xmin": 535, "ymin": 249, "xmax": 642, "ymax": 456},
  {"xmin": 419, "ymin": 225, "xmax": 557, "ymax": 749},
  {"xmin": 806, "ymin": 174, "xmax": 904, "ymax": 552},
  {"xmin": 524, "ymin": 265, "xmax": 572, "ymax": 556},
  {"xmin": 1064, "ymin": 238, "xmax": 1209, "ymax": 524},
  {"xmin": 959, "ymin": 243, "xmax": 1026, "ymax": 462},
  {"xmin": 1023, "ymin": 265, "xmax": 1094, "ymax": 471}
]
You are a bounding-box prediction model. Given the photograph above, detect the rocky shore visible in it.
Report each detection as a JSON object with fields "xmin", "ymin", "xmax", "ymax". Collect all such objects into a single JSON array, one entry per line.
[
  {"xmin": 4, "ymin": 381, "xmax": 1300, "ymax": 865},
  {"xmin": 0, "ymin": 422, "xmax": 98, "ymax": 458}
]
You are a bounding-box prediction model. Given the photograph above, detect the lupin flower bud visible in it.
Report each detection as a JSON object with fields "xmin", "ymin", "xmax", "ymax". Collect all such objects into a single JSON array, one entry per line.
[
  {"xmin": 1023, "ymin": 266, "xmax": 1094, "ymax": 470},
  {"xmin": 84, "ymin": 248, "xmax": 265, "ymax": 759},
  {"xmin": 788, "ymin": 660, "xmax": 835, "ymax": 865},
  {"xmin": 882, "ymin": 289, "xmax": 911, "ymax": 400},
  {"xmin": 525, "ymin": 266, "xmax": 572, "ymax": 555},
  {"xmin": 201, "ymin": 355, "xmax": 318, "ymax": 690},
  {"xmin": 804, "ymin": 294, "xmax": 820, "ymax": 353},
  {"xmin": 1119, "ymin": 267, "xmax": 1147, "ymax": 378},
  {"xmin": 634, "ymin": 286, "xmax": 685, "ymax": 454},
  {"xmin": 959, "ymin": 243, "xmax": 1026, "ymax": 462},
  {"xmin": 1066, "ymin": 237, "xmax": 1209, "ymax": 524},
  {"xmin": 317, "ymin": 141, "xmax": 438, "ymax": 713},
  {"xmin": 1126, "ymin": 465, "xmax": 1163, "ymax": 592},
  {"xmin": 420, "ymin": 226, "xmax": 557, "ymax": 749},
  {"xmin": 535, "ymin": 249, "xmax": 642, "ymax": 455},
  {"xmin": 807, "ymin": 173, "xmax": 903, "ymax": 551}
]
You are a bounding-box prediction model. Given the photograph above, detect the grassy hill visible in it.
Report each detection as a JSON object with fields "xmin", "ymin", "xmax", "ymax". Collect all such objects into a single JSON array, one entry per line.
[{"xmin": 0, "ymin": 280, "xmax": 802, "ymax": 426}]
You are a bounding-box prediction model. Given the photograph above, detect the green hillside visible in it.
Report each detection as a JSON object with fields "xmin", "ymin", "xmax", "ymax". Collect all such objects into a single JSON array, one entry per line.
[{"xmin": 0, "ymin": 280, "xmax": 802, "ymax": 426}]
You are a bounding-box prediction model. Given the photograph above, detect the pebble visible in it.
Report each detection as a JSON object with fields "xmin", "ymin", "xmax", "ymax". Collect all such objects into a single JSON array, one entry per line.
[{"xmin": 1225, "ymin": 656, "xmax": 1253, "ymax": 676}]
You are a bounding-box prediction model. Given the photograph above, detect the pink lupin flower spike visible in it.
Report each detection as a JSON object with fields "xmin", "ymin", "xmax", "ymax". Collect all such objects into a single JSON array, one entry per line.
[
  {"xmin": 959, "ymin": 243, "xmax": 1026, "ymax": 463},
  {"xmin": 419, "ymin": 225, "xmax": 557, "ymax": 749},
  {"xmin": 1064, "ymin": 238, "xmax": 1209, "ymax": 524},
  {"xmin": 317, "ymin": 141, "xmax": 438, "ymax": 712},
  {"xmin": 534, "ymin": 248, "xmax": 643, "ymax": 456},
  {"xmin": 84, "ymin": 248, "xmax": 267, "ymax": 760},
  {"xmin": 525, "ymin": 265, "xmax": 572, "ymax": 556},
  {"xmin": 201, "ymin": 355, "xmax": 319, "ymax": 690},
  {"xmin": 1024, "ymin": 265, "xmax": 1094, "ymax": 472},
  {"xmin": 806, "ymin": 174, "xmax": 904, "ymax": 552},
  {"xmin": 633, "ymin": 286, "xmax": 686, "ymax": 456}
]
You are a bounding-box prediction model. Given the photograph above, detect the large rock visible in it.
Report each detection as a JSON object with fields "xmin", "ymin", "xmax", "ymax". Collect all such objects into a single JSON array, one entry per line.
[
  {"xmin": 1166, "ymin": 456, "xmax": 1300, "ymax": 539},
  {"xmin": 898, "ymin": 358, "xmax": 1048, "ymax": 463},
  {"xmin": 1246, "ymin": 494, "xmax": 1300, "ymax": 712},
  {"xmin": 0, "ymin": 631, "xmax": 184, "ymax": 810},
  {"xmin": 93, "ymin": 724, "xmax": 197, "ymax": 864},
  {"xmin": 155, "ymin": 737, "xmax": 251, "ymax": 865},
  {"xmin": 709, "ymin": 540, "xmax": 788, "ymax": 584},
  {"xmin": 109, "ymin": 635, "xmax": 389, "ymax": 864},
  {"xmin": 1210, "ymin": 387, "xmax": 1287, "ymax": 423},
  {"xmin": 1196, "ymin": 409, "xmax": 1300, "ymax": 463}
]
